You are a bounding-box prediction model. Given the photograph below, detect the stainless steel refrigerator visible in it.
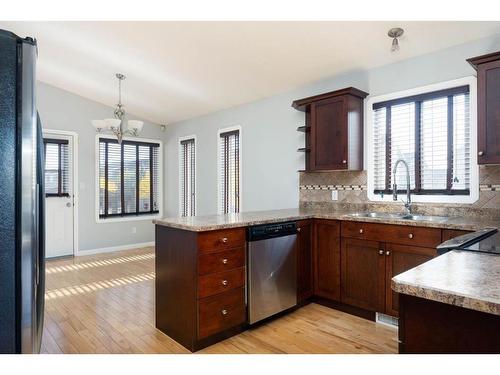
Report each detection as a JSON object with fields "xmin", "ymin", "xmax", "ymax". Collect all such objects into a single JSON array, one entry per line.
[{"xmin": 0, "ymin": 29, "xmax": 45, "ymax": 354}]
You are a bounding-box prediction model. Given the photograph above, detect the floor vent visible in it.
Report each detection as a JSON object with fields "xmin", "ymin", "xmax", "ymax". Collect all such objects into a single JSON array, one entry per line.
[{"xmin": 376, "ymin": 312, "xmax": 399, "ymax": 327}]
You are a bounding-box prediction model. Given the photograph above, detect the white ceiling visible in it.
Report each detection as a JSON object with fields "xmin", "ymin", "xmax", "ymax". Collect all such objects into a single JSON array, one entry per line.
[{"xmin": 1, "ymin": 21, "xmax": 500, "ymax": 124}]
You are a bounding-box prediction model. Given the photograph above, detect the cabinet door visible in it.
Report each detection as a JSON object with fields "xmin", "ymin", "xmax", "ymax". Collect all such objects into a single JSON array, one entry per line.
[
  {"xmin": 310, "ymin": 97, "xmax": 347, "ymax": 170},
  {"xmin": 478, "ymin": 59, "xmax": 500, "ymax": 164},
  {"xmin": 385, "ymin": 244, "xmax": 436, "ymax": 317},
  {"xmin": 341, "ymin": 238, "xmax": 385, "ymax": 312},
  {"xmin": 314, "ymin": 220, "xmax": 341, "ymax": 300},
  {"xmin": 297, "ymin": 220, "xmax": 313, "ymax": 303}
]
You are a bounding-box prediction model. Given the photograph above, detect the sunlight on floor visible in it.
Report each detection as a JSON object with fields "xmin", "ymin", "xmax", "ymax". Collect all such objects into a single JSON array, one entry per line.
[
  {"xmin": 46, "ymin": 253, "xmax": 155, "ymax": 274},
  {"xmin": 45, "ymin": 271, "xmax": 155, "ymax": 300}
]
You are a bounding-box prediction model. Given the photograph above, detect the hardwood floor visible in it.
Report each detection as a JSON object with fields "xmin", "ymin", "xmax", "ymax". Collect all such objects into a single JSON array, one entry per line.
[{"xmin": 41, "ymin": 247, "xmax": 397, "ymax": 354}]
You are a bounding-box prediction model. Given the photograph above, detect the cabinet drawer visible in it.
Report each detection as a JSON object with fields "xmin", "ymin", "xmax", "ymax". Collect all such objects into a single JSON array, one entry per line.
[
  {"xmin": 198, "ymin": 228, "xmax": 246, "ymax": 253},
  {"xmin": 198, "ymin": 287, "xmax": 246, "ymax": 339},
  {"xmin": 198, "ymin": 267, "xmax": 245, "ymax": 298},
  {"xmin": 198, "ymin": 247, "xmax": 245, "ymax": 275},
  {"xmin": 341, "ymin": 221, "xmax": 442, "ymax": 248}
]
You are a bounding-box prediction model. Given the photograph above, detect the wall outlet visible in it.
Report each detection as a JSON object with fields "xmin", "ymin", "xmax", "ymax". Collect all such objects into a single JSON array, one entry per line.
[
  {"xmin": 132, "ymin": 227, "xmax": 137, "ymax": 234},
  {"xmin": 331, "ymin": 190, "xmax": 338, "ymax": 201}
]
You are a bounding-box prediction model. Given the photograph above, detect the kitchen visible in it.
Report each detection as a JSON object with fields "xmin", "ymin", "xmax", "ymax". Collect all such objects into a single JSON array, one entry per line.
[{"xmin": 0, "ymin": 7, "xmax": 499, "ymax": 371}]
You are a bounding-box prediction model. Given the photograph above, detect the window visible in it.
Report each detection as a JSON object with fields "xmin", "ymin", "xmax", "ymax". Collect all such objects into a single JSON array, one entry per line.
[
  {"xmin": 98, "ymin": 138, "xmax": 160, "ymax": 219},
  {"xmin": 218, "ymin": 128, "xmax": 241, "ymax": 214},
  {"xmin": 371, "ymin": 84, "xmax": 473, "ymax": 198},
  {"xmin": 179, "ymin": 137, "xmax": 196, "ymax": 217},
  {"xmin": 44, "ymin": 138, "xmax": 70, "ymax": 197}
]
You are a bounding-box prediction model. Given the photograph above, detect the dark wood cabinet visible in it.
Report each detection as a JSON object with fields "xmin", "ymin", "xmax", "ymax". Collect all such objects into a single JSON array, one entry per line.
[
  {"xmin": 340, "ymin": 238, "xmax": 386, "ymax": 312},
  {"xmin": 297, "ymin": 220, "xmax": 313, "ymax": 303},
  {"xmin": 442, "ymin": 229, "xmax": 472, "ymax": 242},
  {"xmin": 468, "ymin": 51, "xmax": 500, "ymax": 164},
  {"xmin": 313, "ymin": 220, "xmax": 341, "ymax": 301},
  {"xmin": 385, "ymin": 244, "xmax": 436, "ymax": 316},
  {"xmin": 292, "ymin": 87, "xmax": 368, "ymax": 171}
]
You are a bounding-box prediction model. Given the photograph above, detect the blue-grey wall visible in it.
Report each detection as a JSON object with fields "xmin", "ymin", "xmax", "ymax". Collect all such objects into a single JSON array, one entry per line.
[
  {"xmin": 37, "ymin": 82, "xmax": 163, "ymax": 252},
  {"xmin": 164, "ymin": 34, "xmax": 500, "ymax": 217}
]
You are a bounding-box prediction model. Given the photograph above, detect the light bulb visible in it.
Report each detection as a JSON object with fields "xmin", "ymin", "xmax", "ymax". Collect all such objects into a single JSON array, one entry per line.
[{"xmin": 391, "ymin": 38, "xmax": 400, "ymax": 52}]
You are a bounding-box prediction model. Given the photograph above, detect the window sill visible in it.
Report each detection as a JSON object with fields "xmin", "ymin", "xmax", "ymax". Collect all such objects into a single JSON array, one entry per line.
[
  {"xmin": 367, "ymin": 191, "xmax": 479, "ymax": 205},
  {"xmin": 95, "ymin": 213, "xmax": 162, "ymax": 224}
]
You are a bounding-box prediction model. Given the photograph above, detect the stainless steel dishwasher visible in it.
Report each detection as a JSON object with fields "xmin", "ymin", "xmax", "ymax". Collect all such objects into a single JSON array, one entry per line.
[{"xmin": 247, "ymin": 222, "xmax": 297, "ymax": 324}]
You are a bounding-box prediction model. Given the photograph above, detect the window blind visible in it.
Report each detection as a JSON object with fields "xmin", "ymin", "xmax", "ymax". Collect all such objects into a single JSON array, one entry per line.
[
  {"xmin": 219, "ymin": 130, "xmax": 240, "ymax": 214},
  {"xmin": 44, "ymin": 138, "xmax": 70, "ymax": 197},
  {"xmin": 180, "ymin": 138, "xmax": 196, "ymax": 217},
  {"xmin": 99, "ymin": 138, "xmax": 160, "ymax": 218},
  {"xmin": 372, "ymin": 85, "xmax": 470, "ymax": 195}
]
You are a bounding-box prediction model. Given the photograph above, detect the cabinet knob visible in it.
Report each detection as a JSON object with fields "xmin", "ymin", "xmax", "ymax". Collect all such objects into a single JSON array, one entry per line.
[
  {"xmin": 297, "ymin": 227, "xmax": 301, "ymax": 232},
  {"xmin": 379, "ymin": 249, "xmax": 384, "ymax": 255},
  {"xmin": 342, "ymin": 160, "xmax": 347, "ymax": 164},
  {"xmin": 408, "ymin": 233, "xmax": 414, "ymax": 239},
  {"xmin": 386, "ymin": 251, "xmax": 391, "ymax": 256},
  {"xmin": 221, "ymin": 309, "xmax": 228, "ymax": 316},
  {"xmin": 221, "ymin": 279, "xmax": 228, "ymax": 286},
  {"xmin": 221, "ymin": 258, "xmax": 228, "ymax": 264},
  {"xmin": 359, "ymin": 229, "xmax": 364, "ymax": 234},
  {"xmin": 221, "ymin": 237, "xmax": 228, "ymax": 244},
  {"xmin": 478, "ymin": 151, "xmax": 484, "ymax": 156}
]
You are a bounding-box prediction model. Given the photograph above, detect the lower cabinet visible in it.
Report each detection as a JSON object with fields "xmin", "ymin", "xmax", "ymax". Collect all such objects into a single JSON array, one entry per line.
[
  {"xmin": 385, "ymin": 244, "xmax": 436, "ymax": 316},
  {"xmin": 297, "ymin": 220, "xmax": 313, "ymax": 303},
  {"xmin": 313, "ymin": 220, "xmax": 341, "ymax": 301},
  {"xmin": 340, "ymin": 238, "xmax": 386, "ymax": 312}
]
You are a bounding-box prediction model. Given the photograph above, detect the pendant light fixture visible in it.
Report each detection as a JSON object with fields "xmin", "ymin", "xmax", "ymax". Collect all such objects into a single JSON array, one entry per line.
[
  {"xmin": 388, "ymin": 27, "xmax": 404, "ymax": 52},
  {"xmin": 91, "ymin": 73, "xmax": 144, "ymax": 144}
]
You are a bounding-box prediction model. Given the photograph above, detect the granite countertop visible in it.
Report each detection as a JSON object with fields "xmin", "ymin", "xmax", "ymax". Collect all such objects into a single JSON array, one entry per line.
[
  {"xmin": 392, "ymin": 250, "xmax": 500, "ymax": 316},
  {"xmin": 153, "ymin": 207, "xmax": 500, "ymax": 232}
]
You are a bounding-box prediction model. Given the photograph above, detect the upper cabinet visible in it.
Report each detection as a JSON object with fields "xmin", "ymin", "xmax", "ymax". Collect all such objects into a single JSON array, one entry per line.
[
  {"xmin": 468, "ymin": 51, "xmax": 500, "ymax": 164},
  {"xmin": 292, "ymin": 87, "xmax": 368, "ymax": 171}
]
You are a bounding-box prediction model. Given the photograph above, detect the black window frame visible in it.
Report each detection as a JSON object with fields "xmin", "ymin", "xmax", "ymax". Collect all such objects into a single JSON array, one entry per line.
[
  {"xmin": 99, "ymin": 137, "xmax": 160, "ymax": 219},
  {"xmin": 43, "ymin": 138, "xmax": 70, "ymax": 198},
  {"xmin": 219, "ymin": 129, "xmax": 240, "ymax": 214},
  {"xmin": 180, "ymin": 138, "xmax": 196, "ymax": 217},
  {"xmin": 373, "ymin": 85, "xmax": 471, "ymax": 196}
]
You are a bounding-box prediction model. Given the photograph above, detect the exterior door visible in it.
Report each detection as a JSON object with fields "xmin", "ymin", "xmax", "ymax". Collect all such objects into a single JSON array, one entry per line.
[
  {"xmin": 43, "ymin": 134, "xmax": 74, "ymax": 258},
  {"xmin": 341, "ymin": 238, "xmax": 385, "ymax": 312}
]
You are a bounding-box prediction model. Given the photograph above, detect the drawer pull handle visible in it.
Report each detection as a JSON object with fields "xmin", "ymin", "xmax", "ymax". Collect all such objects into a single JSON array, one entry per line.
[
  {"xmin": 221, "ymin": 237, "xmax": 228, "ymax": 244},
  {"xmin": 359, "ymin": 229, "xmax": 364, "ymax": 234},
  {"xmin": 221, "ymin": 309, "xmax": 228, "ymax": 316},
  {"xmin": 221, "ymin": 280, "xmax": 228, "ymax": 286},
  {"xmin": 408, "ymin": 233, "xmax": 414, "ymax": 239},
  {"xmin": 221, "ymin": 258, "xmax": 228, "ymax": 264},
  {"xmin": 379, "ymin": 249, "xmax": 384, "ymax": 255},
  {"xmin": 478, "ymin": 151, "xmax": 484, "ymax": 156},
  {"xmin": 386, "ymin": 251, "xmax": 391, "ymax": 256}
]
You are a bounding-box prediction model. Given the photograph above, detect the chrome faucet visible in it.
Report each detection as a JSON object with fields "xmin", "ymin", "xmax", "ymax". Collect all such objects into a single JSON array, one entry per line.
[{"xmin": 392, "ymin": 159, "xmax": 412, "ymax": 216}]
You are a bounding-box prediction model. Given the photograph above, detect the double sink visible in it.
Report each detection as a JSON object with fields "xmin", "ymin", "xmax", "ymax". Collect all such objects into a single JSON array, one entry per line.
[{"xmin": 346, "ymin": 212, "xmax": 449, "ymax": 223}]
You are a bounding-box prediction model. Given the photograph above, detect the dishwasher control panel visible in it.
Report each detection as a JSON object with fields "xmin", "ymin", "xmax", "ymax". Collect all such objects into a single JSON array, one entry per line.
[{"xmin": 247, "ymin": 222, "xmax": 297, "ymax": 241}]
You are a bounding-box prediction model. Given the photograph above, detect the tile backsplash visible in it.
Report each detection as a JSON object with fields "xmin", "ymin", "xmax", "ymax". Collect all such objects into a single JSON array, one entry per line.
[{"xmin": 299, "ymin": 165, "xmax": 500, "ymax": 219}]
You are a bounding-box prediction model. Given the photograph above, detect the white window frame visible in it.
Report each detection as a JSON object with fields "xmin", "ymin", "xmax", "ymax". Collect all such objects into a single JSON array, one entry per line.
[
  {"xmin": 217, "ymin": 125, "xmax": 243, "ymax": 214},
  {"xmin": 178, "ymin": 134, "xmax": 197, "ymax": 217},
  {"xmin": 94, "ymin": 134, "xmax": 163, "ymax": 223},
  {"xmin": 366, "ymin": 76, "xmax": 479, "ymax": 204}
]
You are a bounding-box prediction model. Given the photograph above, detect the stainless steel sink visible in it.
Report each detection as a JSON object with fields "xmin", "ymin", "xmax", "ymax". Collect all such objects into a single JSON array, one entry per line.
[{"xmin": 347, "ymin": 212, "xmax": 448, "ymax": 222}]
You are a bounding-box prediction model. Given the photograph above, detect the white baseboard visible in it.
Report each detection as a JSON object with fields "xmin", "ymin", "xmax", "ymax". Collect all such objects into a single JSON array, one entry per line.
[{"xmin": 76, "ymin": 241, "xmax": 155, "ymax": 256}]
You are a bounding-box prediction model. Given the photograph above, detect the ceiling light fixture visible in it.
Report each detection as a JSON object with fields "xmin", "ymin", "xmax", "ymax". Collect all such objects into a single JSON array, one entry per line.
[
  {"xmin": 91, "ymin": 73, "xmax": 143, "ymax": 144},
  {"xmin": 388, "ymin": 27, "xmax": 404, "ymax": 52}
]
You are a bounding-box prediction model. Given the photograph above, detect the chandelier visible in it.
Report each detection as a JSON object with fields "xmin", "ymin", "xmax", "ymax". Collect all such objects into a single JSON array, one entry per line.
[{"xmin": 91, "ymin": 73, "xmax": 143, "ymax": 144}]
